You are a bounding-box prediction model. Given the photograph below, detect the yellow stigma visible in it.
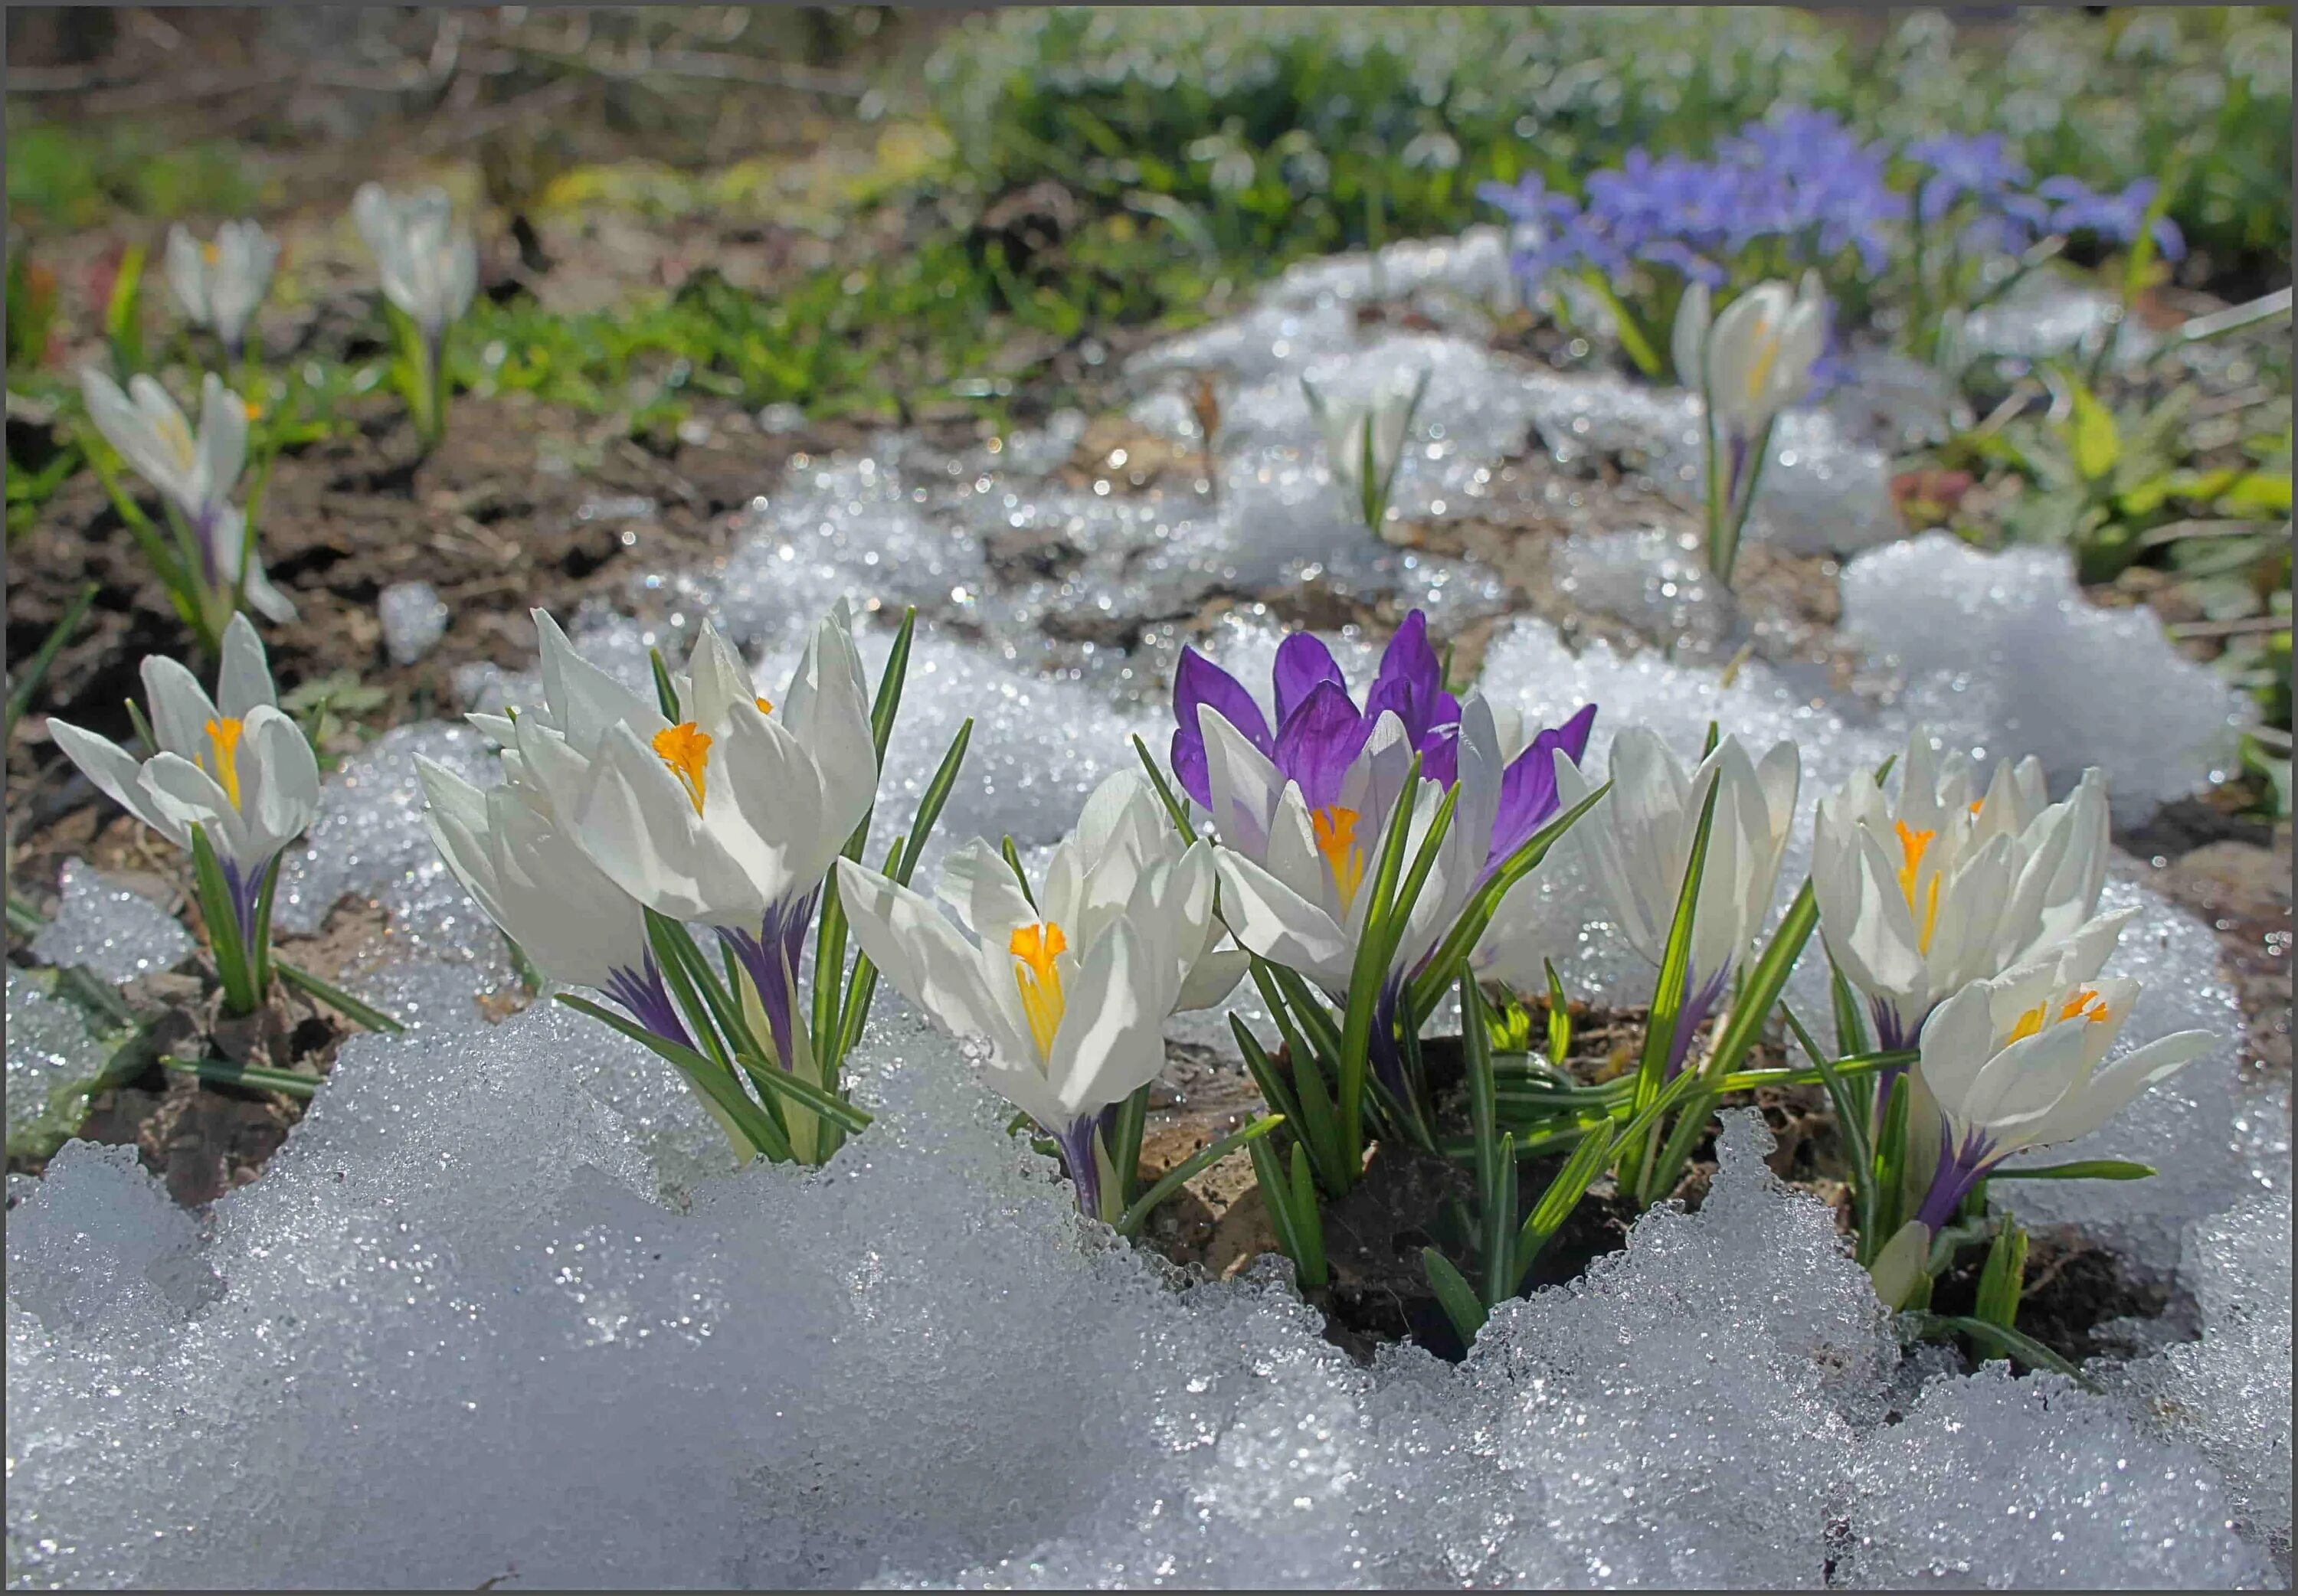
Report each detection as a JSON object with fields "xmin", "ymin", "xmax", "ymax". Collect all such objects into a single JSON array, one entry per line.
[
  {"xmin": 754, "ymin": 695, "xmax": 774, "ymax": 715},
  {"xmin": 205, "ymin": 717, "xmax": 245, "ymax": 809},
  {"xmin": 243, "ymin": 399, "xmax": 263, "ymax": 421},
  {"xmin": 1894, "ymin": 819, "xmax": 1943, "ymax": 955},
  {"xmin": 651, "ymin": 721, "xmax": 713, "ymax": 813},
  {"xmin": 202, "ymin": 241, "xmax": 220, "ymax": 265},
  {"xmin": 1311, "ymin": 805, "xmax": 1367, "ymax": 914},
  {"xmin": 1009, "ymin": 921, "xmax": 1069, "ymax": 1059}
]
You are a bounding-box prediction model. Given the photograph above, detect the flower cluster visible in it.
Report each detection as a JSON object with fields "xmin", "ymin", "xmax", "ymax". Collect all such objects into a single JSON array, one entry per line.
[{"xmin": 1481, "ymin": 106, "xmax": 2185, "ymax": 370}]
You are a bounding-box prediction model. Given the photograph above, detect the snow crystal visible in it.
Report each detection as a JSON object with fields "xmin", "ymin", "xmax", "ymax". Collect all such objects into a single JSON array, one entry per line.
[
  {"xmin": 2125, "ymin": 1192, "xmax": 2294, "ymax": 1559},
  {"xmin": 377, "ymin": 581, "xmax": 449, "ymax": 666},
  {"xmin": 5, "ymin": 970, "xmax": 126, "ymax": 1156},
  {"xmin": 1841, "ymin": 1365, "xmax": 2267, "ymax": 1589},
  {"xmin": 1841, "ymin": 532, "xmax": 2247, "ymax": 823},
  {"xmin": 25, "ymin": 857, "xmax": 193, "ymax": 983}
]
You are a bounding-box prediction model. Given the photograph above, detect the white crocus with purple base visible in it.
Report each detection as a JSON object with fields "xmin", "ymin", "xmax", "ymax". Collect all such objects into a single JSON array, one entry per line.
[
  {"xmin": 835, "ymin": 771, "xmax": 1232, "ymax": 1220},
  {"xmin": 417, "ymin": 760, "xmax": 678, "ymax": 1045},
  {"xmin": 46, "ymin": 615, "xmax": 319, "ymax": 947},
  {"xmin": 1907, "ymin": 908, "xmax": 2214, "ymax": 1234},
  {"xmin": 1812, "ymin": 727, "xmax": 2110, "ymax": 1055},
  {"xmin": 1551, "ymin": 727, "xmax": 1800, "ymax": 1078},
  {"xmin": 78, "ymin": 368, "xmax": 296, "ymax": 624},
  {"xmin": 493, "ymin": 606, "xmax": 877, "ymax": 1072}
]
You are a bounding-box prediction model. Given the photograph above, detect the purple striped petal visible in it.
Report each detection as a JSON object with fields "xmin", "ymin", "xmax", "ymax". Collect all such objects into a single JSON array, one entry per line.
[
  {"xmin": 1171, "ymin": 647, "xmax": 1272, "ymax": 808},
  {"xmin": 1486, "ymin": 703, "xmax": 1599, "ymax": 868},
  {"xmin": 1272, "ymin": 633, "xmax": 1348, "ymax": 725},
  {"xmin": 1275, "ymin": 679, "xmax": 1374, "ymax": 811}
]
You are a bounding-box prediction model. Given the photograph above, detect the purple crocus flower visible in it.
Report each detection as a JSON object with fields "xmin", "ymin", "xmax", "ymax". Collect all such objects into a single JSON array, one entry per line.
[{"xmin": 1171, "ymin": 610, "xmax": 1597, "ymax": 886}]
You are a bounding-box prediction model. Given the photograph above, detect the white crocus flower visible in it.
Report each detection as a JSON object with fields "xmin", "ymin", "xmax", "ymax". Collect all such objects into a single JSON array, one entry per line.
[
  {"xmin": 1304, "ymin": 367, "xmax": 1427, "ymax": 530},
  {"xmin": 835, "ymin": 794, "xmax": 1225, "ymax": 1219},
  {"xmin": 78, "ymin": 368, "xmax": 296, "ymax": 623},
  {"xmin": 352, "ymin": 182, "xmax": 478, "ymax": 345},
  {"xmin": 165, "ymin": 220, "xmax": 280, "ymax": 358},
  {"xmin": 501, "ymin": 607, "xmax": 877, "ymax": 1066},
  {"xmin": 417, "ymin": 760, "xmax": 682, "ymax": 1042},
  {"xmin": 47, "ymin": 615, "xmax": 319, "ymax": 937},
  {"xmin": 1553, "ymin": 728, "xmax": 1800, "ymax": 1076},
  {"xmin": 1675, "ymin": 271, "xmax": 1828, "ymax": 437},
  {"xmin": 1907, "ymin": 908, "xmax": 2214, "ymax": 1232},
  {"xmin": 1812, "ymin": 728, "xmax": 2110, "ymax": 1050},
  {"xmin": 1674, "ymin": 273, "xmax": 1828, "ymax": 583}
]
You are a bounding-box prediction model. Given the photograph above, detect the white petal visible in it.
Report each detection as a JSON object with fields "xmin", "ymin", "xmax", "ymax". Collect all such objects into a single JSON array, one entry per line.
[
  {"xmin": 216, "ymin": 613, "xmax": 277, "ymax": 717},
  {"xmin": 1213, "ymin": 848, "xmax": 1351, "ymax": 984},
  {"xmin": 46, "ymin": 720, "xmax": 179, "ymax": 845}
]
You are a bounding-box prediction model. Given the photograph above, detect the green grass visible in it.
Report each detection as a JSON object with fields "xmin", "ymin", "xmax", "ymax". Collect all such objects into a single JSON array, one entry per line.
[{"xmin": 5, "ymin": 119, "xmax": 260, "ymax": 230}]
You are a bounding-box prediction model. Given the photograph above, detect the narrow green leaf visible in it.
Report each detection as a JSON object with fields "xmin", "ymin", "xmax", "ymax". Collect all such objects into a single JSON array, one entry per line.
[
  {"xmin": 163, "ymin": 1055, "xmax": 318, "ymax": 1100},
  {"xmin": 1337, "ymin": 753, "xmax": 1428, "ymax": 1169},
  {"xmin": 247, "ymin": 853, "xmax": 283, "ymax": 1002},
  {"xmin": 1975, "ymin": 1215, "xmax": 2028, "ymax": 1329},
  {"xmin": 1784, "ymin": 1002, "xmax": 1874, "ymax": 1251},
  {"xmin": 1632, "ymin": 769, "xmax": 1723, "ymax": 1116},
  {"xmin": 1514, "ymin": 1119, "xmax": 1616, "ymax": 1288},
  {"xmin": 1910, "ymin": 1312, "xmax": 2100, "ymax": 1393},
  {"xmin": 1409, "ymin": 779, "xmax": 1611, "ymax": 1018},
  {"xmin": 1989, "ymin": 1159, "xmax": 2158, "ymax": 1182},
  {"xmin": 650, "ymin": 647, "xmax": 682, "ymax": 722},
  {"xmin": 1289, "ymin": 1144, "xmax": 1327, "ymax": 1287},
  {"xmin": 1543, "ymin": 958, "xmax": 1572, "ymax": 1070},
  {"xmin": 1131, "ymin": 734, "xmax": 1198, "ymax": 843},
  {"xmin": 868, "ymin": 605, "xmax": 918, "ymax": 764},
  {"xmin": 5, "ymin": 581, "xmax": 97, "ymax": 738},
  {"xmin": 1249, "ymin": 1134, "xmax": 1307, "ymax": 1277},
  {"xmin": 1115, "ymin": 1114, "xmax": 1285, "ymax": 1237},
  {"xmin": 8, "ymin": 891, "xmax": 51, "ymax": 937},
  {"xmin": 556, "ymin": 993, "xmax": 788, "ymax": 1161},
  {"xmin": 729, "ymin": 1045, "xmax": 872, "ymax": 1135},
  {"xmin": 1462, "ymin": 973, "xmax": 1500, "ymax": 1222},
  {"xmin": 1485, "ymin": 1130, "xmax": 1518, "ymax": 1307},
  {"xmin": 1109, "ymin": 1079, "xmax": 1151, "ymax": 1211},
  {"xmin": 188, "ymin": 824, "xmax": 257, "ymax": 1015},
  {"xmin": 1268, "ymin": 962, "xmax": 1344, "ymax": 1061},
  {"xmin": 1422, "ymin": 1248, "xmax": 1489, "ymax": 1344},
  {"xmin": 1000, "ymin": 836, "xmax": 1039, "ymax": 911},
  {"xmin": 123, "ymin": 696, "xmax": 159, "ymax": 758},
  {"xmin": 273, "ymin": 960, "xmax": 407, "ymax": 1035},
  {"xmin": 1704, "ymin": 878, "xmax": 1816, "ymax": 1079}
]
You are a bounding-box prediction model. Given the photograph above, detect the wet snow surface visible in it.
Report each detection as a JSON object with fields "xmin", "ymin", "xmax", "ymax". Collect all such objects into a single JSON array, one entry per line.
[{"xmin": 8, "ymin": 235, "xmax": 2285, "ymax": 1588}]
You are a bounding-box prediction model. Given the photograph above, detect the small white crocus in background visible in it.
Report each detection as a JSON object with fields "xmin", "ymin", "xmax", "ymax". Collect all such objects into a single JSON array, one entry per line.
[
  {"xmin": 502, "ymin": 606, "xmax": 878, "ymax": 1071},
  {"xmin": 1303, "ymin": 366, "xmax": 1429, "ymax": 534},
  {"xmin": 77, "ymin": 367, "xmax": 297, "ymax": 627},
  {"xmin": 1812, "ymin": 728, "xmax": 2110, "ymax": 1051},
  {"xmin": 352, "ymin": 182, "xmax": 478, "ymax": 447},
  {"xmin": 1672, "ymin": 271, "xmax": 1828, "ymax": 584},
  {"xmin": 836, "ymin": 778, "xmax": 1226, "ymax": 1221},
  {"xmin": 1552, "ymin": 727, "xmax": 1800, "ymax": 1077},
  {"xmin": 1904, "ymin": 908, "xmax": 2214, "ymax": 1235},
  {"xmin": 45, "ymin": 615, "xmax": 319, "ymax": 1009},
  {"xmin": 165, "ymin": 219, "xmax": 280, "ymax": 361},
  {"xmin": 417, "ymin": 760, "xmax": 681, "ymax": 1041}
]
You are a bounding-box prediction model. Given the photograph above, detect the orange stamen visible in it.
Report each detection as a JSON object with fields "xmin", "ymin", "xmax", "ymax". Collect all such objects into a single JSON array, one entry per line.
[
  {"xmin": 754, "ymin": 695, "xmax": 774, "ymax": 715},
  {"xmin": 1008, "ymin": 921, "xmax": 1069, "ymax": 1058},
  {"xmin": 1311, "ymin": 805, "xmax": 1367, "ymax": 913},
  {"xmin": 651, "ymin": 722, "xmax": 713, "ymax": 813},
  {"xmin": 1895, "ymin": 819, "xmax": 1943, "ymax": 954}
]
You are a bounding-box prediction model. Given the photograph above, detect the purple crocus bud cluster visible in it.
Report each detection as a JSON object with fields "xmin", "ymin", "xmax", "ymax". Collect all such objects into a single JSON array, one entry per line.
[{"xmin": 1481, "ymin": 108, "xmax": 2184, "ymax": 309}]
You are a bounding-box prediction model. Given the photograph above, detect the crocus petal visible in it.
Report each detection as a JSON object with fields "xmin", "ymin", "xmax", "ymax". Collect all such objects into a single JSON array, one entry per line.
[
  {"xmin": 46, "ymin": 720, "xmax": 182, "ymax": 845},
  {"xmin": 141, "ymin": 654, "xmax": 222, "ymax": 760},
  {"xmin": 139, "ymin": 754, "xmax": 247, "ymax": 863},
  {"xmin": 2021, "ymin": 1029, "xmax": 2216, "ymax": 1148},
  {"xmin": 935, "ymin": 837, "xmax": 1038, "ymax": 946},
  {"xmin": 215, "ymin": 613, "xmax": 277, "ymax": 718},
  {"xmin": 1363, "ymin": 610, "xmax": 1445, "ymax": 744},
  {"xmin": 1274, "ymin": 679, "xmax": 1374, "ymax": 812},
  {"xmin": 833, "ymin": 858, "xmax": 1034, "ymax": 1068},
  {"xmin": 1213, "ymin": 849, "xmax": 1351, "ymax": 984},
  {"xmin": 1046, "ymin": 917, "xmax": 1164, "ymax": 1121},
  {"xmin": 1172, "ymin": 647, "xmax": 1271, "ymax": 808},
  {"xmin": 1271, "ymin": 633, "xmax": 1347, "ymax": 725}
]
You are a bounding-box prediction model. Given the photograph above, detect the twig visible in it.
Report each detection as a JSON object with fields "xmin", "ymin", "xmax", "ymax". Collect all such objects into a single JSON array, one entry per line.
[{"xmin": 406, "ymin": 76, "xmax": 584, "ymax": 157}]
